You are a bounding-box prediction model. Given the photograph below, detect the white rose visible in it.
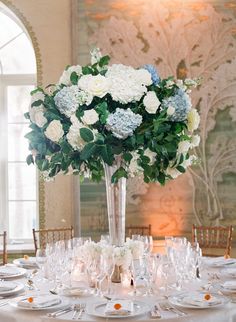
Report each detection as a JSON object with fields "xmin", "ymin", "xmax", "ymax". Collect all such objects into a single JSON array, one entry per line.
[
  {"xmin": 177, "ymin": 141, "xmax": 191, "ymax": 154},
  {"xmin": 58, "ymin": 65, "xmax": 82, "ymax": 85},
  {"xmin": 135, "ymin": 69, "xmax": 152, "ymax": 86},
  {"xmin": 82, "ymin": 109, "xmax": 99, "ymax": 125},
  {"xmin": 167, "ymin": 105, "xmax": 175, "ymax": 116},
  {"xmin": 31, "ymin": 91, "xmax": 45, "ymax": 105},
  {"xmin": 143, "ymin": 91, "xmax": 160, "ymax": 114},
  {"xmin": 44, "ymin": 120, "xmax": 64, "ymax": 142},
  {"xmin": 187, "ymin": 109, "xmax": 200, "ymax": 132},
  {"xmin": 143, "ymin": 148, "xmax": 156, "ymax": 165},
  {"xmin": 29, "ymin": 105, "xmax": 47, "ymax": 128},
  {"xmin": 78, "ymin": 74, "xmax": 109, "ymax": 98},
  {"xmin": 182, "ymin": 155, "xmax": 198, "ymax": 168},
  {"xmin": 191, "ymin": 135, "xmax": 200, "ymax": 148}
]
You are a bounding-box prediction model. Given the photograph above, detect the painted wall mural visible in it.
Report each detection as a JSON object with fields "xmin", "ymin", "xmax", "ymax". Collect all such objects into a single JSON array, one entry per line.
[{"xmin": 74, "ymin": 0, "xmax": 236, "ymax": 239}]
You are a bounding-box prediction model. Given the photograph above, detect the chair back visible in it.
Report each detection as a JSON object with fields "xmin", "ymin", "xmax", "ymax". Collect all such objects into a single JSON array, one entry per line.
[
  {"xmin": 192, "ymin": 224, "xmax": 233, "ymax": 257},
  {"xmin": 0, "ymin": 232, "xmax": 7, "ymax": 265},
  {"xmin": 126, "ymin": 224, "xmax": 152, "ymax": 238},
  {"xmin": 33, "ymin": 226, "xmax": 74, "ymax": 253}
]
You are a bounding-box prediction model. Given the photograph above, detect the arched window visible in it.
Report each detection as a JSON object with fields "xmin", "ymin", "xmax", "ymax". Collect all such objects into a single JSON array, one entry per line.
[{"xmin": 0, "ymin": 2, "xmax": 37, "ymax": 242}]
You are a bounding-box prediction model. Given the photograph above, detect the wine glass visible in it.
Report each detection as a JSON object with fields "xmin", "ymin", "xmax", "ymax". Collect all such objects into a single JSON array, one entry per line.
[
  {"xmin": 102, "ymin": 252, "xmax": 115, "ymax": 295},
  {"xmin": 35, "ymin": 248, "xmax": 47, "ymax": 282},
  {"xmin": 140, "ymin": 235, "xmax": 153, "ymax": 255}
]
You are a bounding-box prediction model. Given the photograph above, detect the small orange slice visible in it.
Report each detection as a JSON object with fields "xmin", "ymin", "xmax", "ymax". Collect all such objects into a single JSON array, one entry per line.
[
  {"xmin": 114, "ymin": 303, "xmax": 122, "ymax": 310},
  {"xmin": 27, "ymin": 297, "xmax": 34, "ymax": 303},
  {"xmin": 204, "ymin": 294, "xmax": 211, "ymax": 301},
  {"xmin": 24, "ymin": 255, "xmax": 29, "ymax": 260},
  {"xmin": 224, "ymin": 254, "xmax": 230, "ymax": 259}
]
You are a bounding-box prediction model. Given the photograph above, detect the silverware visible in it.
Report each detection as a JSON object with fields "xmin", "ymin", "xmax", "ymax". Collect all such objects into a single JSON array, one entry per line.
[
  {"xmin": 72, "ymin": 304, "xmax": 81, "ymax": 320},
  {"xmin": 150, "ymin": 304, "xmax": 161, "ymax": 319},
  {"xmin": 160, "ymin": 303, "xmax": 187, "ymax": 317},
  {"xmin": 75, "ymin": 303, "xmax": 86, "ymax": 320},
  {"xmin": 0, "ymin": 300, "xmax": 9, "ymax": 307},
  {"xmin": 47, "ymin": 306, "xmax": 73, "ymax": 318}
]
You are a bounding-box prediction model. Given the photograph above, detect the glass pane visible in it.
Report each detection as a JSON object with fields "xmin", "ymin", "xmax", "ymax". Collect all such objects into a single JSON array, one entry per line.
[
  {"xmin": 8, "ymin": 124, "xmax": 31, "ymax": 161},
  {"xmin": 8, "ymin": 85, "xmax": 35, "ymax": 123},
  {"xmin": 0, "ymin": 11, "xmax": 21, "ymax": 49},
  {"xmin": 1, "ymin": 33, "xmax": 36, "ymax": 74},
  {"xmin": 8, "ymin": 163, "xmax": 36, "ymax": 200},
  {"xmin": 9, "ymin": 201, "xmax": 36, "ymax": 239}
]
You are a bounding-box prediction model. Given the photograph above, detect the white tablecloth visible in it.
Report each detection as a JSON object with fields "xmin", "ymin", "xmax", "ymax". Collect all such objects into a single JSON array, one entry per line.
[{"xmin": 1, "ymin": 262, "xmax": 236, "ymax": 322}]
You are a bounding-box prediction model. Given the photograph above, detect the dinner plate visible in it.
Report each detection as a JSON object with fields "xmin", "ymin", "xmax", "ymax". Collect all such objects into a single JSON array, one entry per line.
[
  {"xmin": 13, "ymin": 257, "xmax": 38, "ymax": 269},
  {"xmin": 221, "ymin": 267, "xmax": 236, "ymax": 278},
  {"xmin": 219, "ymin": 281, "xmax": 236, "ymax": 294},
  {"xmin": 168, "ymin": 291, "xmax": 229, "ymax": 309},
  {"xmin": 0, "ymin": 266, "xmax": 26, "ymax": 279},
  {"xmin": 86, "ymin": 300, "xmax": 149, "ymax": 319},
  {"xmin": 9, "ymin": 296, "xmax": 69, "ymax": 311},
  {"xmin": 204, "ymin": 257, "xmax": 236, "ymax": 268},
  {"xmin": 0, "ymin": 282, "xmax": 24, "ymax": 297}
]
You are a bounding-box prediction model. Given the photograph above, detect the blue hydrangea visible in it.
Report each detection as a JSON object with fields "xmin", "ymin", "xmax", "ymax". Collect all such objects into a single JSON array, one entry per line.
[
  {"xmin": 106, "ymin": 108, "xmax": 142, "ymax": 139},
  {"xmin": 162, "ymin": 89, "xmax": 192, "ymax": 122},
  {"xmin": 142, "ymin": 64, "xmax": 160, "ymax": 85}
]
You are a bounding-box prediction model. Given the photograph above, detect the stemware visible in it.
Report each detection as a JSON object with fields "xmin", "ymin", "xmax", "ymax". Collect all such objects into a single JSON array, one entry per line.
[
  {"xmin": 101, "ymin": 251, "xmax": 115, "ymax": 295},
  {"xmin": 140, "ymin": 235, "xmax": 153, "ymax": 255}
]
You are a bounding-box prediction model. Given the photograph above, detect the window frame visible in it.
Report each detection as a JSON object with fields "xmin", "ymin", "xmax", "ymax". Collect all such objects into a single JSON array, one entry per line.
[{"xmin": 0, "ymin": 73, "xmax": 38, "ymax": 243}]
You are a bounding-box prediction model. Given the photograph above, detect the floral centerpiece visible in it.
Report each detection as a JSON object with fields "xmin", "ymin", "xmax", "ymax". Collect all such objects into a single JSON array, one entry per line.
[{"xmin": 25, "ymin": 48, "xmax": 200, "ymax": 245}]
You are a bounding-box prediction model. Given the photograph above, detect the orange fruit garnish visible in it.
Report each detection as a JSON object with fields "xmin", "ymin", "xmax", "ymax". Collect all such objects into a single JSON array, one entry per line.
[
  {"xmin": 27, "ymin": 297, "xmax": 34, "ymax": 303},
  {"xmin": 224, "ymin": 254, "xmax": 230, "ymax": 259},
  {"xmin": 24, "ymin": 255, "xmax": 29, "ymax": 260},
  {"xmin": 114, "ymin": 303, "xmax": 122, "ymax": 310},
  {"xmin": 204, "ymin": 294, "xmax": 211, "ymax": 301}
]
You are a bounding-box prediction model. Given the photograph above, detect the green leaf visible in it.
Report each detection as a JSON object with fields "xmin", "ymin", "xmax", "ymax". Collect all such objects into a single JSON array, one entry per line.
[
  {"xmin": 157, "ymin": 172, "xmax": 166, "ymax": 185},
  {"xmin": 80, "ymin": 128, "xmax": 94, "ymax": 142},
  {"xmin": 99, "ymin": 55, "xmax": 110, "ymax": 67},
  {"xmin": 42, "ymin": 159, "xmax": 49, "ymax": 171},
  {"xmin": 100, "ymin": 145, "xmax": 113, "ymax": 165},
  {"xmin": 82, "ymin": 66, "xmax": 92, "ymax": 75},
  {"xmin": 123, "ymin": 152, "xmax": 132, "ymax": 162},
  {"xmin": 80, "ymin": 143, "xmax": 97, "ymax": 160},
  {"xmin": 111, "ymin": 167, "xmax": 128, "ymax": 183},
  {"xmin": 60, "ymin": 140, "xmax": 72, "ymax": 154},
  {"xmin": 26, "ymin": 154, "xmax": 34, "ymax": 165},
  {"xmin": 24, "ymin": 112, "xmax": 30, "ymax": 120},
  {"xmin": 176, "ymin": 165, "xmax": 186, "ymax": 173},
  {"xmin": 70, "ymin": 71, "xmax": 78, "ymax": 85}
]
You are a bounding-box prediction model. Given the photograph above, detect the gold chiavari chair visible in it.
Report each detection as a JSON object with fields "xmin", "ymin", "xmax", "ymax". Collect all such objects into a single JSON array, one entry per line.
[
  {"xmin": 192, "ymin": 224, "xmax": 233, "ymax": 257},
  {"xmin": 32, "ymin": 227, "xmax": 74, "ymax": 253},
  {"xmin": 126, "ymin": 224, "xmax": 152, "ymax": 238},
  {"xmin": 0, "ymin": 231, "xmax": 7, "ymax": 265}
]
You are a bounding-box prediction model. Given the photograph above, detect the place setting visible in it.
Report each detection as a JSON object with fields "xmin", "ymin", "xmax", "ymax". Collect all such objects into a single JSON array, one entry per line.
[
  {"xmin": 0, "ymin": 265, "xmax": 27, "ymax": 280},
  {"xmin": 13, "ymin": 255, "xmax": 39, "ymax": 269}
]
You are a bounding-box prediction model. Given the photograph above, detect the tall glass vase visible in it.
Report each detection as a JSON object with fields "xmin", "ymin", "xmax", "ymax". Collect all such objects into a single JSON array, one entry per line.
[{"xmin": 103, "ymin": 156, "xmax": 126, "ymax": 247}]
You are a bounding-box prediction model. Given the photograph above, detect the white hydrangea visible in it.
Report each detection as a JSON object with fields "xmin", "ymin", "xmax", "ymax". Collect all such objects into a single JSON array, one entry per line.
[
  {"xmin": 78, "ymin": 74, "xmax": 109, "ymax": 98},
  {"xmin": 177, "ymin": 141, "xmax": 191, "ymax": 154},
  {"xmin": 187, "ymin": 109, "xmax": 200, "ymax": 132},
  {"xmin": 54, "ymin": 86, "xmax": 93, "ymax": 118},
  {"xmin": 44, "ymin": 120, "xmax": 64, "ymax": 142},
  {"xmin": 113, "ymin": 246, "xmax": 132, "ymax": 268},
  {"xmin": 143, "ymin": 91, "xmax": 160, "ymax": 114},
  {"xmin": 175, "ymin": 79, "xmax": 187, "ymax": 91},
  {"xmin": 80, "ymin": 241, "xmax": 102, "ymax": 262},
  {"xmin": 90, "ymin": 47, "xmax": 102, "ymax": 65},
  {"xmin": 81, "ymin": 109, "xmax": 99, "ymax": 125},
  {"xmin": 128, "ymin": 152, "xmax": 142, "ymax": 177},
  {"xmin": 106, "ymin": 64, "xmax": 148, "ymax": 104},
  {"xmin": 125, "ymin": 239, "xmax": 144, "ymax": 260},
  {"xmin": 165, "ymin": 80, "xmax": 175, "ymax": 89},
  {"xmin": 191, "ymin": 134, "xmax": 200, "ymax": 148},
  {"xmin": 31, "ymin": 91, "xmax": 45, "ymax": 105},
  {"xmin": 134, "ymin": 69, "xmax": 152, "ymax": 86},
  {"xmin": 58, "ymin": 65, "xmax": 82, "ymax": 86},
  {"xmin": 143, "ymin": 148, "xmax": 156, "ymax": 165},
  {"xmin": 29, "ymin": 105, "xmax": 47, "ymax": 128}
]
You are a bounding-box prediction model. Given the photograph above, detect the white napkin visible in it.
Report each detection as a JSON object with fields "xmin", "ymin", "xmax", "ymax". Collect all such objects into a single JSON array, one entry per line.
[
  {"xmin": 105, "ymin": 300, "xmax": 134, "ymax": 316},
  {"xmin": 223, "ymin": 268, "xmax": 236, "ymax": 277},
  {"xmin": 0, "ymin": 267, "xmax": 21, "ymax": 277},
  {"xmin": 62, "ymin": 287, "xmax": 86, "ymax": 296},
  {"xmin": 0, "ymin": 281, "xmax": 16, "ymax": 292},
  {"xmin": 17, "ymin": 295, "xmax": 61, "ymax": 308},
  {"xmin": 18, "ymin": 258, "xmax": 37, "ymax": 267},
  {"xmin": 182, "ymin": 294, "xmax": 221, "ymax": 307},
  {"xmin": 223, "ymin": 281, "xmax": 236, "ymax": 290}
]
